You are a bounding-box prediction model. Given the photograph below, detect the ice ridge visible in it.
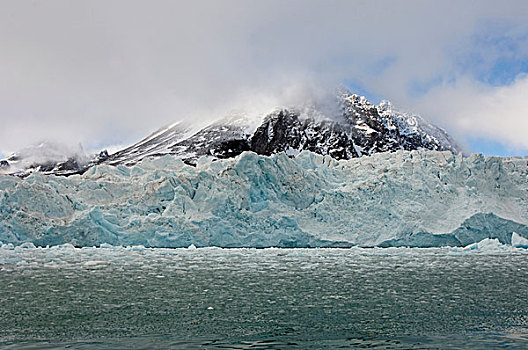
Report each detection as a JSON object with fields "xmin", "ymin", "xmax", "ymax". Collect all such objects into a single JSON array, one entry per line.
[{"xmin": 0, "ymin": 150, "xmax": 527, "ymax": 248}]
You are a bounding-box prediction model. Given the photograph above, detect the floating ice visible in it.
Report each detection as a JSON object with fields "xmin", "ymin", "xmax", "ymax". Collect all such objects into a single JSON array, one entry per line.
[
  {"xmin": 512, "ymin": 232, "xmax": 528, "ymax": 248},
  {"xmin": 83, "ymin": 260, "xmax": 110, "ymax": 267},
  {"xmin": 0, "ymin": 150, "xmax": 527, "ymax": 248},
  {"xmin": 462, "ymin": 238, "xmax": 507, "ymax": 252}
]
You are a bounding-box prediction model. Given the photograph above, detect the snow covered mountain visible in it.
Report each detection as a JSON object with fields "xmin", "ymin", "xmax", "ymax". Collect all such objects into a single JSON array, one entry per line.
[
  {"xmin": 0, "ymin": 142, "xmax": 96, "ymax": 177},
  {"xmin": 0, "ymin": 89, "xmax": 461, "ymax": 176}
]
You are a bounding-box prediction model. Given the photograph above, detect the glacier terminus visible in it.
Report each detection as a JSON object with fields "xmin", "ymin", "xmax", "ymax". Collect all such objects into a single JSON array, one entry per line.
[{"xmin": 1, "ymin": 149, "xmax": 527, "ymax": 248}]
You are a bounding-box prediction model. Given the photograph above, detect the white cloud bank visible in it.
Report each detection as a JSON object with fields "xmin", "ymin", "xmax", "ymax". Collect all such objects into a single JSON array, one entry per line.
[
  {"xmin": 1, "ymin": 0, "xmax": 528, "ymax": 155},
  {"xmin": 413, "ymin": 74, "xmax": 528, "ymax": 151}
]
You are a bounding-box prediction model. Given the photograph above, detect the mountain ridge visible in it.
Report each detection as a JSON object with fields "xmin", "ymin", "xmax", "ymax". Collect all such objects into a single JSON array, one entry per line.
[{"xmin": 0, "ymin": 89, "xmax": 462, "ymax": 176}]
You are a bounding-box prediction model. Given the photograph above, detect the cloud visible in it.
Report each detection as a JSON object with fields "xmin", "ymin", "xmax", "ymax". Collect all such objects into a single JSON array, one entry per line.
[
  {"xmin": 1, "ymin": 0, "xmax": 528, "ymax": 155},
  {"xmin": 412, "ymin": 74, "xmax": 528, "ymax": 151}
]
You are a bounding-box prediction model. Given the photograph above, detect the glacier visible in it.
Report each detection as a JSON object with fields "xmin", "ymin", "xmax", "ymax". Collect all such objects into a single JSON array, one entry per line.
[{"xmin": 0, "ymin": 149, "xmax": 527, "ymax": 248}]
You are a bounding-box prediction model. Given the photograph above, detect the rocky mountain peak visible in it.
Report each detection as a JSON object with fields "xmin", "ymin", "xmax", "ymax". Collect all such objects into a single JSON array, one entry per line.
[{"xmin": 1, "ymin": 89, "xmax": 462, "ymax": 177}]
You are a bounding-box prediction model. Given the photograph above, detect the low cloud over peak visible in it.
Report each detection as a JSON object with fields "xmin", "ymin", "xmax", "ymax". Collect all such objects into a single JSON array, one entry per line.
[{"xmin": 1, "ymin": 0, "xmax": 528, "ymax": 156}]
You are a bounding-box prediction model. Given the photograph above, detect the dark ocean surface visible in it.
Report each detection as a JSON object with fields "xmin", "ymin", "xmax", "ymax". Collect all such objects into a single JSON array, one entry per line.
[{"xmin": 1, "ymin": 244, "xmax": 527, "ymax": 349}]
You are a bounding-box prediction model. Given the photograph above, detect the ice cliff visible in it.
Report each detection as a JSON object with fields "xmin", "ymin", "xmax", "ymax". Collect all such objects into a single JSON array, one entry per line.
[{"xmin": 1, "ymin": 150, "xmax": 527, "ymax": 248}]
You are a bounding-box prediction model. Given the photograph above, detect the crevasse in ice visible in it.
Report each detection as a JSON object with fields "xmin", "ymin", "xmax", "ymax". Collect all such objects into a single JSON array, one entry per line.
[{"xmin": 0, "ymin": 150, "xmax": 527, "ymax": 248}]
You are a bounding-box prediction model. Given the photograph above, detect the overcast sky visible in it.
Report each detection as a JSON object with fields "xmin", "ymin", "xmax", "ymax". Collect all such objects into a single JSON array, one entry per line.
[{"xmin": 1, "ymin": 0, "xmax": 528, "ymax": 157}]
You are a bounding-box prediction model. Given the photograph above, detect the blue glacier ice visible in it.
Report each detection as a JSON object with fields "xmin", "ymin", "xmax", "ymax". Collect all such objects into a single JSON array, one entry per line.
[{"xmin": 0, "ymin": 150, "xmax": 527, "ymax": 248}]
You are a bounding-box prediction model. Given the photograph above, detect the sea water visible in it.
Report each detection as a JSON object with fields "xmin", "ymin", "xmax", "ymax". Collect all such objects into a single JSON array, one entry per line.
[{"xmin": 1, "ymin": 244, "xmax": 527, "ymax": 349}]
